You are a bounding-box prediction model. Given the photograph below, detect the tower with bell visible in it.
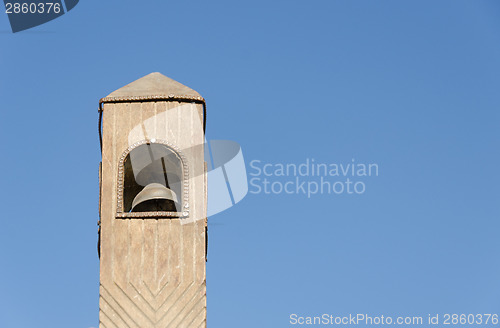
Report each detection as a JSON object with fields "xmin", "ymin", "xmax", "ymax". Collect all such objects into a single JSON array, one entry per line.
[{"xmin": 97, "ymin": 73, "xmax": 207, "ymax": 327}]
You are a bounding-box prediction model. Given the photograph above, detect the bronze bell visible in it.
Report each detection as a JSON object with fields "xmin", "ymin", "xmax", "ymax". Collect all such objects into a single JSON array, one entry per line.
[{"xmin": 131, "ymin": 183, "xmax": 179, "ymax": 212}]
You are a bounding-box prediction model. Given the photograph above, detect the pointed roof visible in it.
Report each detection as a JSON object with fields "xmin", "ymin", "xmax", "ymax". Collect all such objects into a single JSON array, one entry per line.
[{"xmin": 101, "ymin": 72, "xmax": 204, "ymax": 103}]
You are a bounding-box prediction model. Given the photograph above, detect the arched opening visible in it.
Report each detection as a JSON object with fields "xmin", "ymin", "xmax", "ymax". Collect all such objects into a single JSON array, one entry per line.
[{"xmin": 121, "ymin": 142, "xmax": 184, "ymax": 213}]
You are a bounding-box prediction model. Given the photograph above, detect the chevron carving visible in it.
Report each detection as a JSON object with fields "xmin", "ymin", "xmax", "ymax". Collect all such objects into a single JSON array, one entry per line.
[{"xmin": 99, "ymin": 220, "xmax": 206, "ymax": 328}]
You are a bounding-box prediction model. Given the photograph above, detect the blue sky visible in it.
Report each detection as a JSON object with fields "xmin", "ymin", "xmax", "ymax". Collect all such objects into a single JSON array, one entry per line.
[{"xmin": 0, "ymin": 1, "xmax": 499, "ymax": 327}]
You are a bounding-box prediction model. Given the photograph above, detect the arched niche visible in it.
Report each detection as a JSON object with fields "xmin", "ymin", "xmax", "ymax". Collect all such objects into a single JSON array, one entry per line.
[{"xmin": 116, "ymin": 139, "xmax": 189, "ymax": 218}]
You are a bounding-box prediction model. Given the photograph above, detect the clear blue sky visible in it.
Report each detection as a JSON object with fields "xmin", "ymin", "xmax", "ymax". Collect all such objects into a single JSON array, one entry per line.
[{"xmin": 0, "ymin": 1, "xmax": 499, "ymax": 327}]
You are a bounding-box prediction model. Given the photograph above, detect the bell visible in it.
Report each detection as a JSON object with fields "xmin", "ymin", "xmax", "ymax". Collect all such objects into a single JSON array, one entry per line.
[{"xmin": 131, "ymin": 183, "xmax": 179, "ymax": 212}]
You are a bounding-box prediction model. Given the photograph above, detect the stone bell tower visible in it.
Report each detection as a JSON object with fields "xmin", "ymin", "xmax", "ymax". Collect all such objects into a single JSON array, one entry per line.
[{"xmin": 97, "ymin": 73, "xmax": 207, "ymax": 328}]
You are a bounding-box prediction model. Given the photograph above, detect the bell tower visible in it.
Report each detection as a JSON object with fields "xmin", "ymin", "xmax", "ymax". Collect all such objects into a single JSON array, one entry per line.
[{"xmin": 97, "ymin": 73, "xmax": 207, "ymax": 328}]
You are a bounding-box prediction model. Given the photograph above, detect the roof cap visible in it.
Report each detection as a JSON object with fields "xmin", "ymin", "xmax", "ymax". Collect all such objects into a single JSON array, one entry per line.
[{"xmin": 101, "ymin": 72, "xmax": 203, "ymax": 103}]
